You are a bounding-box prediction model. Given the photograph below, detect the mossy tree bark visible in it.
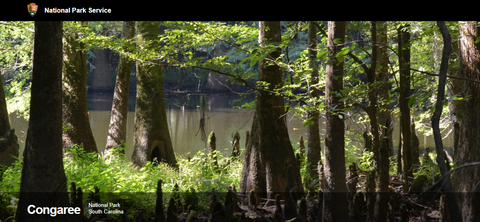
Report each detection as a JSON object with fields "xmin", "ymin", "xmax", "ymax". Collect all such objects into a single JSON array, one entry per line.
[
  {"xmin": 132, "ymin": 21, "xmax": 177, "ymax": 168},
  {"xmin": 240, "ymin": 21, "xmax": 303, "ymax": 201},
  {"xmin": 450, "ymin": 21, "xmax": 480, "ymax": 222},
  {"xmin": 105, "ymin": 21, "xmax": 135, "ymax": 154},
  {"xmin": 323, "ymin": 21, "xmax": 349, "ymax": 222},
  {"xmin": 62, "ymin": 21, "xmax": 97, "ymax": 153},
  {"xmin": 16, "ymin": 21, "xmax": 70, "ymax": 221},
  {"xmin": 373, "ymin": 21, "xmax": 390, "ymax": 222}
]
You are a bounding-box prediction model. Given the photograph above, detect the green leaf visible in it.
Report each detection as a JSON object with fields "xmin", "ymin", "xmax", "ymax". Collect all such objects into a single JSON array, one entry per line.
[
  {"xmin": 249, "ymin": 50, "xmax": 259, "ymax": 67},
  {"xmin": 317, "ymin": 102, "xmax": 326, "ymax": 110},
  {"xmin": 341, "ymin": 47, "xmax": 350, "ymax": 55},
  {"xmin": 317, "ymin": 51, "xmax": 328, "ymax": 60},
  {"xmin": 302, "ymin": 116, "xmax": 315, "ymax": 127},
  {"xmin": 250, "ymin": 57, "xmax": 258, "ymax": 67},
  {"xmin": 234, "ymin": 100, "xmax": 255, "ymax": 109},
  {"xmin": 408, "ymin": 96, "xmax": 416, "ymax": 108}
]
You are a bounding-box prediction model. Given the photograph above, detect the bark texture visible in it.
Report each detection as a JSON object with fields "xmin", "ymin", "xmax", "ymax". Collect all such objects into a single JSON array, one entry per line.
[
  {"xmin": 398, "ymin": 25, "xmax": 413, "ymax": 191},
  {"xmin": 375, "ymin": 21, "xmax": 393, "ymax": 155},
  {"xmin": 105, "ymin": 21, "xmax": 135, "ymax": 153},
  {"xmin": 323, "ymin": 21, "xmax": 349, "ymax": 222},
  {"xmin": 451, "ymin": 21, "xmax": 480, "ymax": 222},
  {"xmin": 62, "ymin": 21, "xmax": 97, "ymax": 153},
  {"xmin": 132, "ymin": 21, "xmax": 177, "ymax": 167},
  {"xmin": 373, "ymin": 21, "xmax": 390, "ymax": 222},
  {"xmin": 306, "ymin": 21, "xmax": 322, "ymax": 184},
  {"xmin": 16, "ymin": 21, "xmax": 70, "ymax": 222},
  {"xmin": 240, "ymin": 21, "xmax": 303, "ymax": 201}
]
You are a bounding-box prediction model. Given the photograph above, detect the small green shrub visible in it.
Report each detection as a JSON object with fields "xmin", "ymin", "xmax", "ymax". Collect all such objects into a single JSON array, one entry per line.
[
  {"xmin": 0, "ymin": 157, "xmax": 23, "ymax": 218},
  {"xmin": 415, "ymin": 151, "xmax": 441, "ymax": 182}
]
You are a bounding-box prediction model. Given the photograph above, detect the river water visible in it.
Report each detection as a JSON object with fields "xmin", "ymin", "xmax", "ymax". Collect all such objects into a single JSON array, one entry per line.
[{"xmin": 9, "ymin": 93, "xmax": 452, "ymax": 160}]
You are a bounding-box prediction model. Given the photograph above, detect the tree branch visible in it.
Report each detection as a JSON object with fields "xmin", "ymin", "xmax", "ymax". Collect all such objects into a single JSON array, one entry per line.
[
  {"xmin": 167, "ymin": 64, "xmax": 308, "ymax": 105},
  {"xmin": 430, "ymin": 20, "xmax": 461, "ymax": 222},
  {"xmin": 348, "ymin": 51, "xmax": 370, "ymax": 74},
  {"xmin": 410, "ymin": 68, "xmax": 480, "ymax": 84},
  {"xmin": 315, "ymin": 22, "xmax": 370, "ymax": 73}
]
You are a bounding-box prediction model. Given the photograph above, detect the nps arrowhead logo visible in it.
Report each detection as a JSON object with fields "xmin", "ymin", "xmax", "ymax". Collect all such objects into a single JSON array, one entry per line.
[{"xmin": 28, "ymin": 3, "xmax": 38, "ymax": 17}]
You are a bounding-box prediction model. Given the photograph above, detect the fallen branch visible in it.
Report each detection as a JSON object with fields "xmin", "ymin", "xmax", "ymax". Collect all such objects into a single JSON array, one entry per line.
[{"xmin": 418, "ymin": 161, "xmax": 480, "ymax": 197}]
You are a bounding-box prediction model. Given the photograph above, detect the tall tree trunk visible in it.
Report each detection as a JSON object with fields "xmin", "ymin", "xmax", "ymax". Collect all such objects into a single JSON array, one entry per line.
[
  {"xmin": 366, "ymin": 22, "xmax": 380, "ymax": 169},
  {"xmin": 375, "ymin": 21, "xmax": 393, "ymax": 156},
  {"xmin": 62, "ymin": 21, "xmax": 98, "ymax": 153},
  {"xmin": 105, "ymin": 21, "xmax": 135, "ymax": 154},
  {"xmin": 451, "ymin": 21, "xmax": 480, "ymax": 222},
  {"xmin": 0, "ymin": 76, "xmax": 19, "ymax": 167},
  {"xmin": 373, "ymin": 21, "xmax": 390, "ymax": 222},
  {"xmin": 16, "ymin": 21, "xmax": 70, "ymax": 221},
  {"xmin": 132, "ymin": 21, "xmax": 177, "ymax": 167},
  {"xmin": 323, "ymin": 21, "xmax": 349, "ymax": 222},
  {"xmin": 306, "ymin": 21, "xmax": 322, "ymax": 185},
  {"xmin": 0, "ymin": 78, "xmax": 10, "ymax": 152},
  {"xmin": 240, "ymin": 21, "xmax": 303, "ymax": 201},
  {"xmin": 432, "ymin": 21, "xmax": 462, "ymax": 222},
  {"xmin": 398, "ymin": 24, "xmax": 413, "ymax": 192}
]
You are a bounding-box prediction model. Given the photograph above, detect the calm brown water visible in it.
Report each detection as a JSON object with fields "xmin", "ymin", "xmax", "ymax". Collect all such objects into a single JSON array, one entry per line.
[
  {"xmin": 9, "ymin": 94, "xmax": 452, "ymax": 160},
  {"xmin": 9, "ymin": 94, "xmax": 309, "ymax": 160}
]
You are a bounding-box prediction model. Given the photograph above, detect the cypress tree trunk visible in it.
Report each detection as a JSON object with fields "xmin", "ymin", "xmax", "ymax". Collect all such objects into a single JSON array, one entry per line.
[
  {"xmin": 373, "ymin": 21, "xmax": 390, "ymax": 222},
  {"xmin": 323, "ymin": 21, "xmax": 349, "ymax": 222},
  {"xmin": 62, "ymin": 21, "xmax": 98, "ymax": 153},
  {"xmin": 306, "ymin": 21, "xmax": 321, "ymax": 184},
  {"xmin": 398, "ymin": 25, "xmax": 413, "ymax": 191},
  {"xmin": 240, "ymin": 21, "xmax": 303, "ymax": 201},
  {"xmin": 451, "ymin": 21, "xmax": 480, "ymax": 222},
  {"xmin": 375, "ymin": 22, "xmax": 393, "ymax": 156},
  {"xmin": 132, "ymin": 21, "xmax": 177, "ymax": 167},
  {"xmin": 16, "ymin": 21, "xmax": 69, "ymax": 222},
  {"xmin": 105, "ymin": 21, "xmax": 135, "ymax": 153}
]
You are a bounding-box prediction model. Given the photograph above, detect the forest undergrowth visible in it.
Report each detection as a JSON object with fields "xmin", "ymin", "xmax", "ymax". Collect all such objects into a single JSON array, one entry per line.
[
  {"xmin": 1, "ymin": 143, "xmax": 243, "ymax": 221},
  {"xmin": 0, "ymin": 142, "xmax": 447, "ymax": 221}
]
